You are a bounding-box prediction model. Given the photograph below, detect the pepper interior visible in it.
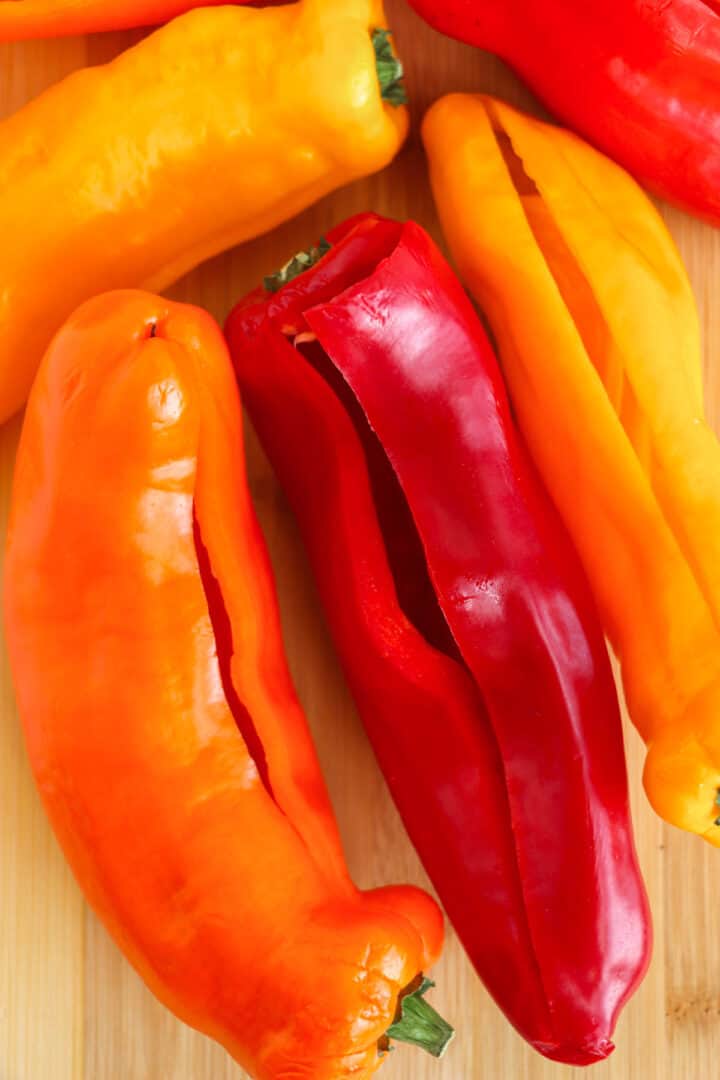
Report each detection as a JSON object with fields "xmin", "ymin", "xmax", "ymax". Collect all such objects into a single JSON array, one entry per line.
[
  {"xmin": 193, "ymin": 512, "xmax": 275, "ymax": 798},
  {"xmin": 489, "ymin": 110, "xmax": 652, "ymax": 472},
  {"xmin": 296, "ymin": 337, "xmax": 463, "ymax": 664}
]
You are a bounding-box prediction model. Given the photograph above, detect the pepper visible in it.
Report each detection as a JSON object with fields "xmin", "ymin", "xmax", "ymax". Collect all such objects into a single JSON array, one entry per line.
[
  {"xmin": 3, "ymin": 289, "xmax": 451, "ymax": 1080},
  {"xmin": 0, "ymin": 0, "xmax": 406, "ymax": 424},
  {"xmin": 423, "ymin": 92, "xmax": 720, "ymax": 843},
  {"xmin": 408, "ymin": 0, "xmax": 720, "ymax": 224},
  {"xmin": 226, "ymin": 213, "xmax": 651, "ymax": 1065},
  {"xmin": 0, "ymin": 0, "xmax": 229, "ymax": 39}
]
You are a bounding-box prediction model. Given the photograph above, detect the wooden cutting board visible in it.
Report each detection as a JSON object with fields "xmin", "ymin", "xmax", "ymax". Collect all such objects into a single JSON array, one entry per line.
[{"xmin": 1, "ymin": 3, "xmax": 719, "ymax": 1078}]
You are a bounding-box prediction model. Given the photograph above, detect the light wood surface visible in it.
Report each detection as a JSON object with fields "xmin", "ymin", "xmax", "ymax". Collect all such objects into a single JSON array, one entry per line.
[{"xmin": 1, "ymin": 4, "xmax": 719, "ymax": 1078}]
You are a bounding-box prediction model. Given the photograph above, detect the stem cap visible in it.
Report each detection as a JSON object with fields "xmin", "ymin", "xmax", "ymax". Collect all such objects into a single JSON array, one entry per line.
[
  {"xmin": 386, "ymin": 977, "xmax": 454, "ymax": 1058},
  {"xmin": 373, "ymin": 29, "xmax": 408, "ymax": 106},
  {"xmin": 263, "ymin": 238, "xmax": 331, "ymax": 294}
]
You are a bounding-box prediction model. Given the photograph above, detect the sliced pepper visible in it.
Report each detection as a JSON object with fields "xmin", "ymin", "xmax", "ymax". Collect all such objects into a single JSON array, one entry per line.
[
  {"xmin": 3, "ymin": 289, "xmax": 448, "ymax": 1080},
  {"xmin": 226, "ymin": 213, "xmax": 651, "ymax": 1065},
  {"xmin": 408, "ymin": 0, "xmax": 720, "ymax": 224},
  {"xmin": 423, "ymin": 92, "xmax": 720, "ymax": 843},
  {"xmin": 0, "ymin": 0, "xmax": 406, "ymax": 424}
]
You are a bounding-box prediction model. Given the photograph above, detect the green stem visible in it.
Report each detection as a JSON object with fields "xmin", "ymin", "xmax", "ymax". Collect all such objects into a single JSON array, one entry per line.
[
  {"xmin": 263, "ymin": 237, "xmax": 331, "ymax": 294},
  {"xmin": 373, "ymin": 28, "xmax": 408, "ymax": 106},
  {"xmin": 715, "ymin": 789, "xmax": 720, "ymax": 827},
  {"xmin": 386, "ymin": 978, "xmax": 454, "ymax": 1058}
]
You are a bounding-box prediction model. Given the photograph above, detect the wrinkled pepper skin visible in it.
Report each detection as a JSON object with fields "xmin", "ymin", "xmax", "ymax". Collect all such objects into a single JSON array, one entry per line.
[
  {"xmin": 0, "ymin": 0, "xmax": 406, "ymax": 424},
  {"xmin": 3, "ymin": 290, "xmax": 444, "ymax": 1080},
  {"xmin": 409, "ymin": 0, "xmax": 720, "ymax": 223},
  {"xmin": 227, "ymin": 214, "xmax": 651, "ymax": 1065},
  {"xmin": 0, "ymin": 0, "xmax": 229, "ymax": 39},
  {"xmin": 424, "ymin": 92, "xmax": 720, "ymax": 844}
]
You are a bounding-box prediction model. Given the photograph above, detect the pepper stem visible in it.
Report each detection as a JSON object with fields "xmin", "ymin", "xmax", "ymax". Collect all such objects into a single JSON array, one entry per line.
[
  {"xmin": 263, "ymin": 237, "xmax": 331, "ymax": 294},
  {"xmin": 372, "ymin": 28, "xmax": 408, "ymax": 106},
  {"xmin": 386, "ymin": 978, "xmax": 454, "ymax": 1058}
]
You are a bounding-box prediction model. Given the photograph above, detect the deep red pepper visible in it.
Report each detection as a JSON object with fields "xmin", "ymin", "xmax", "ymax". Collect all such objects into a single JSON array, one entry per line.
[
  {"xmin": 226, "ymin": 214, "xmax": 651, "ymax": 1065},
  {"xmin": 408, "ymin": 0, "xmax": 720, "ymax": 224}
]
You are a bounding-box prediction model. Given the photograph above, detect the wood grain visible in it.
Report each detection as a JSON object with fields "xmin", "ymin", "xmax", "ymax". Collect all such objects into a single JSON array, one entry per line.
[{"xmin": 0, "ymin": 3, "xmax": 718, "ymax": 1077}]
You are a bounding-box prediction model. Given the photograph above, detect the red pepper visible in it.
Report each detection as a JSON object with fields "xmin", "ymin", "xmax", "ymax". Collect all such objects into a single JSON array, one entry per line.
[
  {"xmin": 407, "ymin": 0, "xmax": 720, "ymax": 224},
  {"xmin": 226, "ymin": 213, "xmax": 652, "ymax": 1065}
]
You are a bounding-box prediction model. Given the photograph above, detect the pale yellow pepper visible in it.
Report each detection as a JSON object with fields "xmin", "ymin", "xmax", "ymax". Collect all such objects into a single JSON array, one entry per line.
[
  {"xmin": 424, "ymin": 93, "xmax": 720, "ymax": 844},
  {"xmin": 0, "ymin": 0, "xmax": 407, "ymax": 422}
]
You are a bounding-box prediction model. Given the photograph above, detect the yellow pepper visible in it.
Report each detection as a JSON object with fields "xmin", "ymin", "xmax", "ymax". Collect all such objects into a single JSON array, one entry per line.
[
  {"xmin": 423, "ymin": 92, "xmax": 720, "ymax": 845},
  {"xmin": 0, "ymin": 0, "xmax": 406, "ymax": 423}
]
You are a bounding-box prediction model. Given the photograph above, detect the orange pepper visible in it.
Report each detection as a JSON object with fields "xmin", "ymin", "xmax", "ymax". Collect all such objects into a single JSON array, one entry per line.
[
  {"xmin": 0, "ymin": 0, "xmax": 407, "ymax": 423},
  {"xmin": 423, "ymin": 93, "xmax": 720, "ymax": 845},
  {"xmin": 3, "ymin": 290, "xmax": 447, "ymax": 1079},
  {"xmin": 0, "ymin": 0, "xmax": 230, "ymax": 39}
]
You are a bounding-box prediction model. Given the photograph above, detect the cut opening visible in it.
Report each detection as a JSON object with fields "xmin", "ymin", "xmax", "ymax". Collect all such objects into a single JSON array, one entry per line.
[
  {"xmin": 290, "ymin": 335, "xmax": 553, "ymax": 1040},
  {"xmin": 492, "ymin": 112, "xmax": 720, "ymax": 829},
  {"xmin": 193, "ymin": 510, "xmax": 275, "ymax": 799},
  {"xmin": 264, "ymin": 247, "xmax": 553, "ymax": 1044},
  {"xmin": 491, "ymin": 117, "xmax": 652, "ymax": 472},
  {"xmin": 296, "ymin": 338, "xmax": 463, "ymax": 663}
]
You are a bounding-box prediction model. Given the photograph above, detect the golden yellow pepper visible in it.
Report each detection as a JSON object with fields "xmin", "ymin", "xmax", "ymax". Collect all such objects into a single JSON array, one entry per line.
[
  {"xmin": 424, "ymin": 93, "xmax": 720, "ymax": 845},
  {"xmin": 0, "ymin": 0, "xmax": 407, "ymax": 423}
]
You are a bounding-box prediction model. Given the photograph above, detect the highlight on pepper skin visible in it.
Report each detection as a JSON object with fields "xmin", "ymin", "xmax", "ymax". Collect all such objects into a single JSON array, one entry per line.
[
  {"xmin": 423, "ymin": 91, "xmax": 720, "ymax": 846},
  {"xmin": 2, "ymin": 288, "xmax": 449, "ymax": 1080}
]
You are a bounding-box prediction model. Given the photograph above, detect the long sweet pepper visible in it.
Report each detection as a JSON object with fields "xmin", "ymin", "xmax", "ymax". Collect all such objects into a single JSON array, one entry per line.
[
  {"xmin": 0, "ymin": 0, "xmax": 230, "ymax": 39},
  {"xmin": 409, "ymin": 0, "xmax": 720, "ymax": 223},
  {"xmin": 3, "ymin": 290, "xmax": 450, "ymax": 1080},
  {"xmin": 424, "ymin": 92, "xmax": 720, "ymax": 843},
  {"xmin": 0, "ymin": 0, "xmax": 406, "ymax": 425},
  {"xmin": 226, "ymin": 213, "xmax": 651, "ymax": 1065}
]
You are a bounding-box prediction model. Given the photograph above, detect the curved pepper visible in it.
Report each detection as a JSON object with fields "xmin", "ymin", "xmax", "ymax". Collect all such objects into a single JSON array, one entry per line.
[
  {"xmin": 423, "ymin": 92, "xmax": 720, "ymax": 843},
  {"xmin": 227, "ymin": 214, "xmax": 651, "ymax": 1065},
  {"xmin": 3, "ymin": 290, "xmax": 449, "ymax": 1080},
  {"xmin": 0, "ymin": 0, "xmax": 231, "ymax": 39},
  {"xmin": 0, "ymin": 0, "xmax": 406, "ymax": 425},
  {"xmin": 408, "ymin": 0, "xmax": 720, "ymax": 224}
]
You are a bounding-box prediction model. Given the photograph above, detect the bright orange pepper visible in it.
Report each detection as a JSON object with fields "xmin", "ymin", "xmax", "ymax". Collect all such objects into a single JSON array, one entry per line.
[
  {"xmin": 0, "ymin": 0, "xmax": 407, "ymax": 423},
  {"xmin": 0, "ymin": 0, "xmax": 229, "ymax": 39},
  {"xmin": 424, "ymin": 93, "xmax": 720, "ymax": 845},
  {"xmin": 3, "ymin": 290, "xmax": 447, "ymax": 1079}
]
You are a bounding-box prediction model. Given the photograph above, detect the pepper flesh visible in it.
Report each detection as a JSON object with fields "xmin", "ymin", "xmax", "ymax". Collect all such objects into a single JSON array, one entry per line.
[
  {"xmin": 0, "ymin": 0, "xmax": 406, "ymax": 424},
  {"xmin": 408, "ymin": 0, "xmax": 720, "ymax": 223},
  {"xmin": 423, "ymin": 92, "xmax": 720, "ymax": 843},
  {"xmin": 3, "ymin": 289, "xmax": 445, "ymax": 1080},
  {"xmin": 227, "ymin": 214, "xmax": 651, "ymax": 1065}
]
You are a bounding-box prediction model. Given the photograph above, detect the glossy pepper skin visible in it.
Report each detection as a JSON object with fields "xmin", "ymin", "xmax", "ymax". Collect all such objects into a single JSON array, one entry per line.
[
  {"xmin": 3, "ymin": 290, "xmax": 445, "ymax": 1080},
  {"xmin": 424, "ymin": 92, "xmax": 720, "ymax": 844},
  {"xmin": 408, "ymin": 0, "xmax": 720, "ymax": 223},
  {"xmin": 0, "ymin": 0, "xmax": 406, "ymax": 425},
  {"xmin": 227, "ymin": 214, "xmax": 651, "ymax": 1065},
  {"xmin": 0, "ymin": 0, "xmax": 230, "ymax": 39}
]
